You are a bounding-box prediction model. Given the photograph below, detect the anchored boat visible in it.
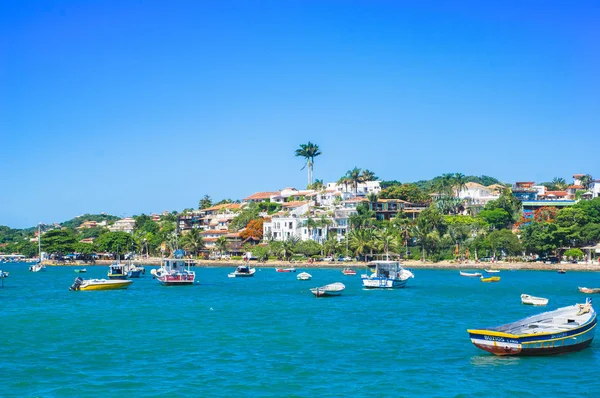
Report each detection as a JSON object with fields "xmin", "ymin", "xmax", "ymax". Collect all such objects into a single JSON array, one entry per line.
[
  {"xmin": 468, "ymin": 299, "xmax": 596, "ymax": 356},
  {"xmin": 480, "ymin": 276, "xmax": 500, "ymax": 283},
  {"xmin": 310, "ymin": 282, "xmax": 345, "ymax": 297},
  {"xmin": 69, "ymin": 277, "xmax": 133, "ymax": 291},
  {"xmin": 521, "ymin": 294, "xmax": 548, "ymax": 306},
  {"xmin": 361, "ymin": 260, "xmax": 414, "ymax": 289},
  {"xmin": 460, "ymin": 271, "xmax": 482, "ymax": 277},
  {"xmin": 228, "ymin": 265, "xmax": 256, "ymax": 278},
  {"xmin": 297, "ymin": 272, "xmax": 312, "ymax": 281},
  {"xmin": 154, "ymin": 257, "xmax": 195, "ymax": 286}
]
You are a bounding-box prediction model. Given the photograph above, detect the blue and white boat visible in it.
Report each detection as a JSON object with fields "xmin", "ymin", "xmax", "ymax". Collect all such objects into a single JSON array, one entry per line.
[
  {"xmin": 361, "ymin": 260, "xmax": 414, "ymax": 289},
  {"xmin": 468, "ymin": 299, "xmax": 596, "ymax": 356}
]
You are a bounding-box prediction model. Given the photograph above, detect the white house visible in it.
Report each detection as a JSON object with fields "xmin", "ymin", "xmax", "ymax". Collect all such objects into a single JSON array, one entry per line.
[
  {"xmin": 458, "ymin": 182, "xmax": 499, "ymax": 205},
  {"xmin": 325, "ymin": 180, "xmax": 381, "ymax": 196},
  {"xmin": 108, "ymin": 217, "xmax": 136, "ymax": 234}
]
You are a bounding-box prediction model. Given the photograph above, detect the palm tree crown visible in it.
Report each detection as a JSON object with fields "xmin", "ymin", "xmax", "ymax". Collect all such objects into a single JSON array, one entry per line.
[{"xmin": 295, "ymin": 142, "xmax": 322, "ymax": 188}]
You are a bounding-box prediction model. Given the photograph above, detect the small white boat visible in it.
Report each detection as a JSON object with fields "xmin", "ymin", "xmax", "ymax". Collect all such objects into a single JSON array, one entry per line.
[
  {"xmin": 297, "ymin": 272, "xmax": 312, "ymax": 281},
  {"xmin": 485, "ymin": 269, "xmax": 500, "ymax": 273},
  {"xmin": 460, "ymin": 271, "xmax": 482, "ymax": 277},
  {"xmin": 228, "ymin": 265, "xmax": 256, "ymax": 278},
  {"xmin": 310, "ymin": 282, "xmax": 345, "ymax": 297},
  {"xmin": 579, "ymin": 287, "xmax": 600, "ymax": 294},
  {"xmin": 521, "ymin": 294, "xmax": 548, "ymax": 306},
  {"xmin": 29, "ymin": 263, "xmax": 47, "ymax": 272},
  {"xmin": 276, "ymin": 267, "xmax": 296, "ymax": 273}
]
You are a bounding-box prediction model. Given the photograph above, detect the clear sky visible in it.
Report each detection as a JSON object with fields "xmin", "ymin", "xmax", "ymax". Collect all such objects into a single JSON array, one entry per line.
[{"xmin": 1, "ymin": 0, "xmax": 598, "ymax": 228}]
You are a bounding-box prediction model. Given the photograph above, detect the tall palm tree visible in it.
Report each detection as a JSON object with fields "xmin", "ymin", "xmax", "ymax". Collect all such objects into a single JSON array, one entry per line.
[
  {"xmin": 215, "ymin": 236, "xmax": 229, "ymax": 256},
  {"xmin": 347, "ymin": 167, "xmax": 362, "ymax": 194},
  {"xmin": 180, "ymin": 228, "xmax": 205, "ymax": 258},
  {"xmin": 295, "ymin": 142, "xmax": 322, "ymax": 188},
  {"xmin": 282, "ymin": 236, "xmax": 299, "ymax": 260},
  {"xmin": 579, "ymin": 174, "xmax": 593, "ymax": 190},
  {"xmin": 551, "ymin": 177, "xmax": 568, "ymax": 190},
  {"xmin": 337, "ymin": 175, "xmax": 352, "ymax": 193},
  {"xmin": 453, "ymin": 173, "xmax": 467, "ymax": 197},
  {"xmin": 360, "ymin": 169, "xmax": 378, "ymax": 182},
  {"xmin": 376, "ymin": 228, "xmax": 397, "ymax": 258},
  {"xmin": 410, "ymin": 225, "xmax": 428, "ymax": 262}
]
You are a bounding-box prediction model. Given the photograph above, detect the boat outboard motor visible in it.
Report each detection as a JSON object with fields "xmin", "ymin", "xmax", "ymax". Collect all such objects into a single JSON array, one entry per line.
[{"xmin": 69, "ymin": 277, "xmax": 84, "ymax": 291}]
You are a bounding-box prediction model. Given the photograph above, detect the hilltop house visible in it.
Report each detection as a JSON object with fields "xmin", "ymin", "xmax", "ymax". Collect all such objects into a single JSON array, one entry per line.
[
  {"xmin": 458, "ymin": 182, "xmax": 500, "ymax": 206},
  {"xmin": 108, "ymin": 217, "xmax": 135, "ymax": 234}
]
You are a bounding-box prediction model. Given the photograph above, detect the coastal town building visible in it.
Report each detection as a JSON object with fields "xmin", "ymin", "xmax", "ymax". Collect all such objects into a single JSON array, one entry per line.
[
  {"xmin": 108, "ymin": 217, "xmax": 135, "ymax": 234},
  {"xmin": 458, "ymin": 182, "xmax": 500, "ymax": 206},
  {"xmin": 325, "ymin": 180, "xmax": 381, "ymax": 196}
]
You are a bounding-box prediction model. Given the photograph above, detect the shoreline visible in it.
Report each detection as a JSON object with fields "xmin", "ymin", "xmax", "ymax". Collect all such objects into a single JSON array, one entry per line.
[{"xmin": 38, "ymin": 258, "xmax": 600, "ymax": 272}]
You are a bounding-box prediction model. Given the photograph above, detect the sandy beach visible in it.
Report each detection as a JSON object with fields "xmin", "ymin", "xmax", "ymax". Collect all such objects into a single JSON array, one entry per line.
[{"xmin": 44, "ymin": 258, "xmax": 600, "ymax": 272}]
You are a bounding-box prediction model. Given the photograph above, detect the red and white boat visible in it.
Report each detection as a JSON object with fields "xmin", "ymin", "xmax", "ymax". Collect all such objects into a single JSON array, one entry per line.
[
  {"xmin": 276, "ymin": 267, "xmax": 296, "ymax": 273},
  {"xmin": 341, "ymin": 268, "xmax": 356, "ymax": 276},
  {"xmin": 152, "ymin": 257, "xmax": 195, "ymax": 286}
]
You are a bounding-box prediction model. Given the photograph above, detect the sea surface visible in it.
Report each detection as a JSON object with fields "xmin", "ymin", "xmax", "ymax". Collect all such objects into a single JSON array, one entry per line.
[{"xmin": 1, "ymin": 263, "xmax": 599, "ymax": 397}]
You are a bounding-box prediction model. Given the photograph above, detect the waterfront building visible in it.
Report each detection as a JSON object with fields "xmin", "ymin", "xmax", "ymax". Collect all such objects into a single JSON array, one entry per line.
[{"xmin": 512, "ymin": 182, "xmax": 543, "ymax": 201}]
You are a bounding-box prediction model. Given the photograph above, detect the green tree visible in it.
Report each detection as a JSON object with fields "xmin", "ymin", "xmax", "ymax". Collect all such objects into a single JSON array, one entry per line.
[
  {"xmin": 41, "ymin": 229, "xmax": 77, "ymax": 255},
  {"xmin": 347, "ymin": 167, "xmax": 362, "ymax": 194},
  {"xmin": 485, "ymin": 230, "xmax": 522, "ymax": 258},
  {"xmin": 215, "ymin": 236, "xmax": 229, "ymax": 256},
  {"xmin": 199, "ymin": 195, "xmax": 213, "ymax": 210},
  {"xmin": 295, "ymin": 141, "xmax": 322, "ymax": 187},
  {"xmin": 180, "ymin": 228, "xmax": 205, "ymax": 258},
  {"xmin": 478, "ymin": 208, "xmax": 513, "ymax": 230},
  {"xmin": 360, "ymin": 169, "xmax": 378, "ymax": 182},
  {"xmin": 94, "ymin": 231, "xmax": 134, "ymax": 255}
]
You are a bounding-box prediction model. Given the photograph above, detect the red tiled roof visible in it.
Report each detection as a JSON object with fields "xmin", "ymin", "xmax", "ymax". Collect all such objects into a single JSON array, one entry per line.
[
  {"xmin": 281, "ymin": 200, "xmax": 309, "ymax": 208},
  {"xmin": 200, "ymin": 230, "xmax": 229, "ymax": 235},
  {"xmin": 573, "ymin": 174, "xmax": 585, "ymax": 177},
  {"xmin": 201, "ymin": 203, "xmax": 242, "ymax": 212},
  {"xmin": 243, "ymin": 191, "xmax": 280, "ymax": 201},
  {"xmin": 568, "ymin": 185, "xmax": 584, "ymax": 189}
]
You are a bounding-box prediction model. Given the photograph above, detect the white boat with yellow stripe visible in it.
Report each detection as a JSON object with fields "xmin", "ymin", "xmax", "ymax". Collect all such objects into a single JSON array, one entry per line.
[
  {"xmin": 69, "ymin": 277, "xmax": 133, "ymax": 291},
  {"xmin": 468, "ymin": 299, "xmax": 596, "ymax": 356}
]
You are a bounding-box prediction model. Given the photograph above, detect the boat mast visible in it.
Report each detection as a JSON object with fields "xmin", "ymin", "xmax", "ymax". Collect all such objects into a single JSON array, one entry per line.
[{"xmin": 38, "ymin": 223, "xmax": 42, "ymax": 262}]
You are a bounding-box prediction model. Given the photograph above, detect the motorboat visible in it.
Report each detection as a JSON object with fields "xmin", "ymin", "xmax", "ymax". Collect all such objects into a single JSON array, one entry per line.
[
  {"xmin": 361, "ymin": 260, "xmax": 413, "ymax": 289},
  {"xmin": 460, "ymin": 271, "xmax": 482, "ymax": 277},
  {"xmin": 341, "ymin": 268, "xmax": 356, "ymax": 276},
  {"xmin": 521, "ymin": 294, "xmax": 549, "ymax": 306},
  {"xmin": 0, "ymin": 270, "xmax": 8, "ymax": 278},
  {"xmin": 297, "ymin": 272, "xmax": 312, "ymax": 281},
  {"xmin": 107, "ymin": 262, "xmax": 127, "ymax": 279},
  {"xmin": 74, "ymin": 268, "xmax": 87, "ymax": 273},
  {"xmin": 558, "ymin": 269, "xmax": 566, "ymax": 274},
  {"xmin": 579, "ymin": 287, "xmax": 600, "ymax": 294},
  {"xmin": 29, "ymin": 263, "xmax": 46, "ymax": 272},
  {"xmin": 468, "ymin": 299, "xmax": 595, "ymax": 356},
  {"xmin": 485, "ymin": 269, "xmax": 500, "ymax": 273},
  {"xmin": 480, "ymin": 276, "xmax": 501, "ymax": 282},
  {"xmin": 126, "ymin": 263, "xmax": 145, "ymax": 278},
  {"xmin": 228, "ymin": 265, "xmax": 256, "ymax": 278},
  {"xmin": 276, "ymin": 267, "xmax": 296, "ymax": 273},
  {"xmin": 155, "ymin": 257, "xmax": 195, "ymax": 286},
  {"xmin": 310, "ymin": 282, "xmax": 345, "ymax": 297},
  {"xmin": 69, "ymin": 277, "xmax": 133, "ymax": 291}
]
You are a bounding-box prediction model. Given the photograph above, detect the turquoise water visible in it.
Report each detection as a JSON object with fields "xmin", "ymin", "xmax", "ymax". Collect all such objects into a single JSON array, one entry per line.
[{"xmin": 1, "ymin": 263, "xmax": 599, "ymax": 397}]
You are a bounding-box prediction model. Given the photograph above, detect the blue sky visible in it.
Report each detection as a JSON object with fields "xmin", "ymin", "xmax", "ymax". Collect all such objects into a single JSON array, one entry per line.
[{"xmin": 1, "ymin": 0, "xmax": 598, "ymax": 228}]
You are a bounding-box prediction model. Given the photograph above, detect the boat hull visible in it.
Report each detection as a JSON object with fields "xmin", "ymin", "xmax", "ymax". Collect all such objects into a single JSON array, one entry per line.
[
  {"xmin": 157, "ymin": 274, "xmax": 195, "ymax": 285},
  {"xmin": 361, "ymin": 277, "xmax": 409, "ymax": 289},
  {"xmin": 468, "ymin": 306, "xmax": 596, "ymax": 356}
]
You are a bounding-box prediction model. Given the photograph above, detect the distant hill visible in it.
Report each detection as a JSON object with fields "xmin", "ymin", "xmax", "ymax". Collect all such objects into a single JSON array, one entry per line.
[{"xmin": 60, "ymin": 213, "xmax": 120, "ymax": 229}]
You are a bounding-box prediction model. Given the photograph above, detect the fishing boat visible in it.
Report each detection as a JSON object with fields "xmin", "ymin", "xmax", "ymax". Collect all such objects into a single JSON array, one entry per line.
[
  {"xmin": 521, "ymin": 294, "xmax": 549, "ymax": 306},
  {"xmin": 467, "ymin": 299, "xmax": 596, "ymax": 356},
  {"xmin": 485, "ymin": 269, "xmax": 500, "ymax": 273},
  {"xmin": 460, "ymin": 271, "xmax": 482, "ymax": 277},
  {"xmin": 297, "ymin": 272, "xmax": 312, "ymax": 281},
  {"xmin": 341, "ymin": 268, "xmax": 356, "ymax": 276},
  {"xmin": 276, "ymin": 267, "xmax": 296, "ymax": 273},
  {"xmin": 126, "ymin": 262, "xmax": 145, "ymax": 278},
  {"xmin": 107, "ymin": 262, "xmax": 127, "ymax": 279},
  {"xmin": 228, "ymin": 265, "xmax": 256, "ymax": 278},
  {"xmin": 310, "ymin": 282, "xmax": 345, "ymax": 297},
  {"xmin": 557, "ymin": 269, "xmax": 566, "ymax": 274},
  {"xmin": 74, "ymin": 268, "xmax": 87, "ymax": 273},
  {"xmin": 579, "ymin": 287, "xmax": 600, "ymax": 294},
  {"xmin": 154, "ymin": 257, "xmax": 195, "ymax": 286},
  {"xmin": 29, "ymin": 224, "xmax": 46, "ymax": 272},
  {"xmin": 69, "ymin": 277, "xmax": 133, "ymax": 291},
  {"xmin": 361, "ymin": 260, "xmax": 414, "ymax": 289},
  {"xmin": 480, "ymin": 276, "xmax": 501, "ymax": 282}
]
